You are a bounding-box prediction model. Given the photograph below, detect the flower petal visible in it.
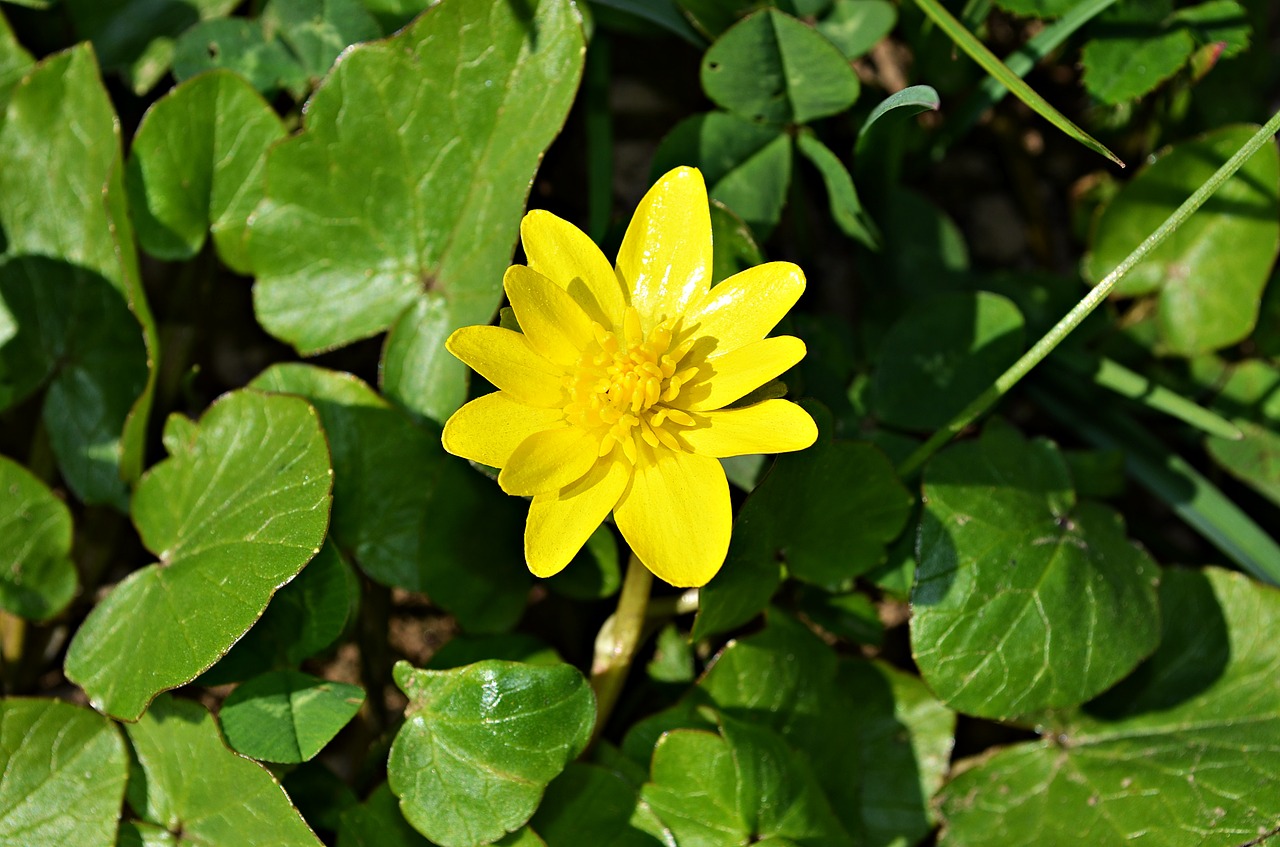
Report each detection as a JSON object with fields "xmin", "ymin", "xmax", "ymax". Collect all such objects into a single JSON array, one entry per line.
[
  {"xmin": 442, "ymin": 391, "xmax": 567, "ymax": 468},
  {"xmin": 525, "ymin": 458, "xmax": 631, "ymax": 577},
  {"xmin": 683, "ymin": 262, "xmax": 805, "ymax": 357},
  {"xmin": 616, "ymin": 167, "xmax": 712, "ymax": 329},
  {"xmin": 614, "ymin": 448, "xmax": 730, "ymax": 587},
  {"xmin": 677, "ymin": 336, "xmax": 807, "ymax": 412},
  {"xmin": 521, "ymin": 210, "xmax": 626, "ymax": 329},
  {"xmin": 446, "ymin": 326, "xmax": 566, "ymax": 408},
  {"xmin": 498, "ymin": 426, "xmax": 599, "ymax": 496},
  {"xmin": 679, "ymin": 400, "xmax": 817, "ymax": 458},
  {"xmin": 504, "ymin": 265, "xmax": 595, "ymax": 366}
]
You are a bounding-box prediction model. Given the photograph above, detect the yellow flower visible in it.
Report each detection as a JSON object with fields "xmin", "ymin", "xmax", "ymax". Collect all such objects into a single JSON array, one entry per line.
[{"xmin": 441, "ymin": 167, "xmax": 817, "ymax": 587}]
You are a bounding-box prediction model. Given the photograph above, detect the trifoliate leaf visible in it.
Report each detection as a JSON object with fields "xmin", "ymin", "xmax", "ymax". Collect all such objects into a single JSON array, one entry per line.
[{"xmin": 220, "ymin": 670, "xmax": 365, "ymax": 763}]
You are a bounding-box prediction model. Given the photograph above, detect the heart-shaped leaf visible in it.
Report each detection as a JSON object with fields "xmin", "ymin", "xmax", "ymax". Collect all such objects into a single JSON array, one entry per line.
[
  {"xmin": 0, "ymin": 44, "xmax": 157, "ymax": 505},
  {"xmin": 911, "ymin": 423, "xmax": 1161, "ymax": 719},
  {"xmin": 388, "ymin": 660, "xmax": 595, "ymax": 847},
  {"xmin": 702, "ymin": 8, "xmax": 859, "ymax": 125},
  {"xmin": 247, "ymin": 0, "xmax": 585, "ymax": 423},
  {"xmin": 127, "ymin": 70, "xmax": 286, "ymax": 272},
  {"xmin": 0, "ymin": 698, "xmax": 128, "ymax": 847},
  {"xmin": 250, "ymin": 364, "xmax": 529, "ymax": 631},
  {"xmin": 1084, "ymin": 124, "xmax": 1280, "ymax": 356},
  {"xmin": 939, "ymin": 568, "xmax": 1280, "ymax": 846},
  {"xmin": 65, "ymin": 390, "xmax": 332, "ymax": 720},
  {"xmin": 220, "ymin": 670, "xmax": 365, "ymax": 763},
  {"xmin": 125, "ymin": 694, "xmax": 323, "ymax": 846},
  {"xmin": 0, "ymin": 456, "xmax": 76, "ymax": 620}
]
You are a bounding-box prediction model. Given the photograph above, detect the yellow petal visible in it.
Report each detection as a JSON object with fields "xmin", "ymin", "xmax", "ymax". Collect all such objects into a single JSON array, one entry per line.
[
  {"xmin": 614, "ymin": 448, "xmax": 730, "ymax": 587},
  {"xmin": 504, "ymin": 265, "xmax": 594, "ymax": 366},
  {"xmin": 683, "ymin": 262, "xmax": 805, "ymax": 357},
  {"xmin": 446, "ymin": 326, "xmax": 566, "ymax": 408},
  {"xmin": 679, "ymin": 400, "xmax": 817, "ymax": 458},
  {"xmin": 616, "ymin": 167, "xmax": 712, "ymax": 329},
  {"xmin": 525, "ymin": 458, "xmax": 631, "ymax": 577},
  {"xmin": 441, "ymin": 392, "xmax": 567, "ymax": 467},
  {"xmin": 677, "ymin": 336, "xmax": 807, "ymax": 412},
  {"xmin": 498, "ymin": 426, "xmax": 599, "ymax": 496},
  {"xmin": 521, "ymin": 210, "xmax": 626, "ymax": 329}
]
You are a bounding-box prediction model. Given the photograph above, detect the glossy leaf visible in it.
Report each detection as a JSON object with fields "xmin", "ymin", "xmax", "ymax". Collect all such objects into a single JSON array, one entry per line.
[
  {"xmin": 199, "ymin": 541, "xmax": 359, "ymax": 685},
  {"xmin": 857, "ymin": 84, "xmax": 940, "ymax": 142},
  {"xmin": 1084, "ymin": 124, "xmax": 1280, "ymax": 356},
  {"xmin": 0, "ymin": 456, "xmax": 76, "ymax": 620},
  {"xmin": 250, "ymin": 364, "xmax": 529, "ymax": 631},
  {"xmin": 0, "ymin": 12, "xmax": 32, "ymax": 111},
  {"xmin": 247, "ymin": 0, "xmax": 585, "ymax": 425},
  {"xmin": 126, "ymin": 694, "xmax": 323, "ymax": 846},
  {"xmin": 912, "ymin": 423, "xmax": 1161, "ymax": 718},
  {"xmin": 701, "ymin": 8, "xmax": 860, "ymax": 126},
  {"xmin": 127, "ymin": 70, "xmax": 286, "ymax": 273},
  {"xmin": 64, "ymin": 0, "xmax": 240, "ymax": 93},
  {"xmin": 641, "ymin": 718, "xmax": 856, "ymax": 847},
  {"xmin": 651, "ymin": 111, "xmax": 791, "ymax": 238},
  {"xmin": 529, "ymin": 763, "xmax": 662, "ymax": 847},
  {"xmin": 388, "ymin": 660, "xmax": 596, "ymax": 847},
  {"xmin": 872, "ymin": 292, "xmax": 1025, "ymax": 432},
  {"xmin": 0, "ymin": 44, "xmax": 157, "ymax": 504},
  {"xmin": 64, "ymin": 390, "xmax": 332, "ymax": 720},
  {"xmin": 0, "ymin": 699, "xmax": 128, "ymax": 847},
  {"xmin": 220, "ymin": 670, "xmax": 365, "ymax": 763},
  {"xmin": 1080, "ymin": 0, "xmax": 1193, "ymax": 104},
  {"xmin": 939, "ymin": 568, "xmax": 1280, "ymax": 846}
]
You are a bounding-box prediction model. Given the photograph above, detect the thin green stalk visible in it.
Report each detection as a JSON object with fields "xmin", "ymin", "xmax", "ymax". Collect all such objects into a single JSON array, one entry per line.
[
  {"xmin": 897, "ymin": 110, "xmax": 1280, "ymax": 480},
  {"xmin": 589, "ymin": 552, "xmax": 653, "ymax": 744}
]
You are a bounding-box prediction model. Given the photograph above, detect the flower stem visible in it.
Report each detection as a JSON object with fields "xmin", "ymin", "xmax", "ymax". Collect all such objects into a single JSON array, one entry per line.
[
  {"xmin": 589, "ymin": 552, "xmax": 653, "ymax": 744},
  {"xmin": 896, "ymin": 109, "xmax": 1280, "ymax": 480}
]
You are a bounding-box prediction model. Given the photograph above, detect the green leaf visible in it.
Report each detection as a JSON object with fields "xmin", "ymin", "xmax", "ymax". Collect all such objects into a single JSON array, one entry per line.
[
  {"xmin": 694, "ymin": 613, "xmax": 956, "ymax": 846},
  {"xmin": 793, "ymin": 587, "xmax": 883, "ymax": 646},
  {"xmin": 816, "ymin": 0, "xmax": 896, "ymax": 60},
  {"xmin": 199, "ymin": 541, "xmax": 359, "ymax": 685},
  {"xmin": 646, "ymin": 623, "xmax": 695, "ymax": 684},
  {"xmin": 0, "ymin": 455, "xmax": 76, "ymax": 620},
  {"xmin": 546, "ymin": 525, "xmax": 621, "ymax": 600},
  {"xmin": 709, "ymin": 199, "xmax": 765, "ymax": 286},
  {"xmin": 642, "ymin": 717, "xmax": 856, "ymax": 847},
  {"xmin": 117, "ymin": 821, "xmax": 178, "ymax": 847},
  {"xmin": 0, "ymin": 699, "xmax": 128, "ymax": 847},
  {"xmin": 701, "ymin": 8, "xmax": 860, "ymax": 125},
  {"xmin": 247, "ymin": 0, "xmax": 585, "ymax": 425},
  {"xmin": 857, "ymin": 84, "xmax": 940, "ymax": 142},
  {"xmin": 1206, "ymin": 361, "xmax": 1280, "ymax": 508},
  {"xmin": 1083, "ymin": 124, "xmax": 1280, "ymax": 356},
  {"xmin": 912, "ymin": 423, "xmax": 1161, "ymax": 719},
  {"xmin": 0, "ymin": 44, "xmax": 158, "ymax": 504},
  {"xmin": 912, "ymin": 0, "xmax": 1122, "ymax": 165},
  {"xmin": 64, "ymin": 0, "xmax": 240, "ymax": 94},
  {"xmin": 991, "ymin": 0, "xmax": 1080, "ymax": 16},
  {"xmin": 337, "ymin": 784, "xmax": 431, "ymax": 847},
  {"xmin": 796, "ymin": 130, "xmax": 880, "ymax": 249},
  {"xmin": 262, "ymin": 0, "xmax": 382, "ymax": 82},
  {"xmin": 125, "ymin": 694, "xmax": 323, "ymax": 846},
  {"xmin": 250, "ymin": 364, "xmax": 530, "ymax": 631},
  {"xmin": 872, "ymin": 291, "xmax": 1025, "ymax": 432},
  {"xmin": 591, "ymin": 0, "xmax": 706, "ymax": 46},
  {"xmin": 651, "ymin": 110, "xmax": 791, "ymax": 238},
  {"xmin": 691, "ymin": 500, "xmax": 785, "ymax": 640},
  {"xmin": 0, "ymin": 12, "xmax": 32, "ymax": 112},
  {"xmin": 939, "ymin": 568, "xmax": 1280, "ymax": 846},
  {"xmin": 1080, "ymin": 0, "xmax": 1193, "ymax": 104},
  {"xmin": 529, "ymin": 763, "xmax": 663, "ymax": 847},
  {"xmin": 220, "ymin": 670, "xmax": 365, "ymax": 763},
  {"xmin": 127, "ymin": 70, "xmax": 286, "ymax": 273},
  {"xmin": 1172, "ymin": 0, "xmax": 1250, "ymax": 58},
  {"xmin": 172, "ymin": 18, "xmax": 308, "ymax": 96},
  {"xmin": 64, "ymin": 390, "xmax": 333, "ymax": 720},
  {"xmin": 388, "ymin": 660, "xmax": 596, "ymax": 847}
]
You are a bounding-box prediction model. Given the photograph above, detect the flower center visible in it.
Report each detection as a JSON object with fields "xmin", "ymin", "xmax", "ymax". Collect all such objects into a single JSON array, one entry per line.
[{"xmin": 563, "ymin": 307, "xmax": 699, "ymax": 463}]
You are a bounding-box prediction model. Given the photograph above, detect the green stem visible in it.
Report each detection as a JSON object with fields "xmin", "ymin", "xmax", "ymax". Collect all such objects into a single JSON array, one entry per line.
[
  {"xmin": 589, "ymin": 552, "xmax": 653, "ymax": 744},
  {"xmin": 896, "ymin": 109, "xmax": 1280, "ymax": 480}
]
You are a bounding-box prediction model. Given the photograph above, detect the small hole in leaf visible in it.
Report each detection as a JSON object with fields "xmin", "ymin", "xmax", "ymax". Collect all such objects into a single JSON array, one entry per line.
[
  {"xmin": 207, "ymin": 42, "xmax": 220, "ymax": 59},
  {"xmin": 708, "ymin": 62, "xmax": 720, "ymax": 70}
]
